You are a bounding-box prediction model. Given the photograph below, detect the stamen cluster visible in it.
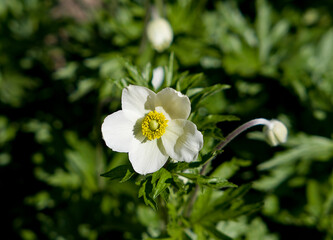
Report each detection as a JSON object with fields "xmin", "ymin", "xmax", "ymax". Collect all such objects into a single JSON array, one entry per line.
[{"xmin": 142, "ymin": 110, "xmax": 168, "ymax": 140}]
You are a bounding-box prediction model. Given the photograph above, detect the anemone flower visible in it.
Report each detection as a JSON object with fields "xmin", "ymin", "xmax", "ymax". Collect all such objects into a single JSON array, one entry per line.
[{"xmin": 102, "ymin": 85, "xmax": 203, "ymax": 174}]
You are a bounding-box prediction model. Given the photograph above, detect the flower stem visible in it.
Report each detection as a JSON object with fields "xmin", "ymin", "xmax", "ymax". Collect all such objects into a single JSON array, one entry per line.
[
  {"xmin": 215, "ymin": 118, "xmax": 271, "ymax": 151},
  {"xmin": 185, "ymin": 118, "xmax": 271, "ymax": 218}
]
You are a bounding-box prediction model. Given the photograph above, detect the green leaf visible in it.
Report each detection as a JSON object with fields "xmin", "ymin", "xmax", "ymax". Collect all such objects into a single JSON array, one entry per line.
[
  {"xmin": 212, "ymin": 183, "xmax": 253, "ymax": 207},
  {"xmin": 190, "ymin": 84, "xmax": 230, "ymax": 110},
  {"xmin": 176, "ymin": 72, "xmax": 203, "ymax": 93},
  {"xmin": 151, "ymin": 168, "xmax": 172, "ymax": 199},
  {"xmin": 69, "ymin": 78, "xmax": 96, "ymax": 102},
  {"xmin": 100, "ymin": 165, "xmax": 135, "ymax": 182},
  {"xmin": 270, "ymin": 19, "xmax": 289, "ymax": 46},
  {"xmin": 165, "ymin": 52, "xmax": 174, "ymax": 87},
  {"xmin": 166, "ymin": 160, "xmax": 202, "ymax": 172},
  {"xmin": 211, "ymin": 158, "xmax": 252, "ymax": 179},
  {"xmin": 191, "ymin": 184, "xmax": 259, "ymax": 223},
  {"xmin": 306, "ymin": 180, "xmax": 322, "ymax": 217},
  {"xmin": 323, "ymin": 172, "xmax": 333, "ymax": 215},
  {"xmin": 166, "ymin": 162, "xmax": 191, "ymax": 172},
  {"xmin": 256, "ymin": 0, "xmax": 271, "ymax": 62},
  {"xmin": 200, "ymin": 114, "xmax": 240, "ymax": 128},
  {"xmin": 203, "ymin": 224, "xmax": 233, "ymax": 240},
  {"xmin": 258, "ymin": 134, "xmax": 333, "ymax": 170},
  {"xmin": 142, "ymin": 63, "xmax": 152, "ymax": 84},
  {"xmin": 196, "ymin": 176, "xmax": 237, "ymax": 189},
  {"xmin": 0, "ymin": 116, "xmax": 17, "ymax": 146},
  {"xmin": 253, "ymin": 165, "xmax": 294, "ymax": 191},
  {"xmin": 124, "ymin": 62, "xmax": 148, "ymax": 87},
  {"xmin": 246, "ymin": 218, "xmax": 279, "ymax": 240},
  {"xmin": 53, "ymin": 62, "xmax": 78, "ymax": 80},
  {"xmin": 178, "ymin": 173, "xmax": 237, "ymax": 189},
  {"xmin": 204, "ymin": 201, "xmax": 263, "ymax": 222},
  {"xmin": 0, "ymin": 69, "xmax": 37, "ymax": 107},
  {"xmin": 138, "ymin": 178, "xmax": 157, "ymax": 210},
  {"xmin": 222, "ymin": 47, "xmax": 261, "ymax": 76},
  {"xmin": 316, "ymin": 28, "xmax": 333, "ymax": 75}
]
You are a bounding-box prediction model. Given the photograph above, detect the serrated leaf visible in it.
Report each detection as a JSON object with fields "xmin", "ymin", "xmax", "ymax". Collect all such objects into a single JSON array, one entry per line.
[
  {"xmin": 178, "ymin": 173, "xmax": 237, "ymax": 189},
  {"xmin": 151, "ymin": 168, "xmax": 172, "ymax": 199},
  {"xmin": 199, "ymin": 177, "xmax": 237, "ymax": 189},
  {"xmin": 166, "ymin": 160, "xmax": 203, "ymax": 173},
  {"xmin": 166, "ymin": 162, "xmax": 190, "ymax": 172},
  {"xmin": 100, "ymin": 165, "xmax": 135, "ymax": 182},
  {"xmin": 120, "ymin": 169, "xmax": 136, "ymax": 183},
  {"xmin": 138, "ymin": 178, "xmax": 157, "ymax": 210},
  {"xmin": 191, "ymin": 188, "xmax": 214, "ymax": 222}
]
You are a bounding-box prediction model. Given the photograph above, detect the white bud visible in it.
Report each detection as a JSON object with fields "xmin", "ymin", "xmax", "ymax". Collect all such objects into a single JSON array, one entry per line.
[
  {"xmin": 263, "ymin": 120, "xmax": 288, "ymax": 146},
  {"xmin": 151, "ymin": 66, "xmax": 164, "ymax": 90},
  {"xmin": 147, "ymin": 18, "xmax": 173, "ymax": 52}
]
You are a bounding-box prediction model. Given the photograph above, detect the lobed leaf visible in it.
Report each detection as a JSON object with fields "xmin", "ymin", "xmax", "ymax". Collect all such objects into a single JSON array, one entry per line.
[
  {"xmin": 138, "ymin": 178, "xmax": 157, "ymax": 211},
  {"xmin": 151, "ymin": 168, "xmax": 173, "ymax": 199},
  {"xmin": 178, "ymin": 173, "xmax": 237, "ymax": 189},
  {"xmin": 100, "ymin": 165, "xmax": 136, "ymax": 183}
]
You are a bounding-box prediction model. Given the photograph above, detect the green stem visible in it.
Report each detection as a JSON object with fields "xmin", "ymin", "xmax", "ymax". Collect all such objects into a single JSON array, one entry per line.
[
  {"xmin": 185, "ymin": 118, "xmax": 272, "ymax": 218},
  {"xmin": 215, "ymin": 118, "xmax": 271, "ymax": 151}
]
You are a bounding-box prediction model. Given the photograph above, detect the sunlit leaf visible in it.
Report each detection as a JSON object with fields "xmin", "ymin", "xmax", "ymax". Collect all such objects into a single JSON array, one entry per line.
[
  {"xmin": 100, "ymin": 165, "xmax": 135, "ymax": 183},
  {"xmin": 151, "ymin": 168, "xmax": 172, "ymax": 199}
]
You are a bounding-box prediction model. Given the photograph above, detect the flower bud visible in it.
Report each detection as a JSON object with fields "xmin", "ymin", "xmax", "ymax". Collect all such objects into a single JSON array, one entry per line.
[
  {"xmin": 263, "ymin": 120, "xmax": 288, "ymax": 146},
  {"xmin": 147, "ymin": 18, "xmax": 173, "ymax": 52}
]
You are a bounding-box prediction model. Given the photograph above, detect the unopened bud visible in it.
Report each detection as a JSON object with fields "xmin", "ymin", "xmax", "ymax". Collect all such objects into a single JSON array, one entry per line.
[
  {"xmin": 147, "ymin": 18, "xmax": 173, "ymax": 52},
  {"xmin": 263, "ymin": 120, "xmax": 288, "ymax": 146}
]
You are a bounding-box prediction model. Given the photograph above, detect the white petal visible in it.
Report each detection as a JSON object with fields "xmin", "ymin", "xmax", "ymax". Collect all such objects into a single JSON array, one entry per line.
[
  {"xmin": 101, "ymin": 110, "xmax": 135, "ymax": 153},
  {"xmin": 122, "ymin": 85, "xmax": 156, "ymax": 119},
  {"xmin": 129, "ymin": 139, "xmax": 168, "ymax": 175},
  {"xmin": 162, "ymin": 120, "xmax": 203, "ymax": 162},
  {"xmin": 155, "ymin": 88, "xmax": 191, "ymax": 120}
]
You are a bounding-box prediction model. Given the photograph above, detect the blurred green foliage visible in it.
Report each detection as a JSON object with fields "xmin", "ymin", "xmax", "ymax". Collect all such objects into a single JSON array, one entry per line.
[{"xmin": 1, "ymin": 0, "xmax": 333, "ymax": 239}]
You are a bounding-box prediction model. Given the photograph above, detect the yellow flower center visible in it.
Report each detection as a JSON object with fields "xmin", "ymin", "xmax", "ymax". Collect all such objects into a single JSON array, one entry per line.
[{"xmin": 142, "ymin": 110, "xmax": 168, "ymax": 140}]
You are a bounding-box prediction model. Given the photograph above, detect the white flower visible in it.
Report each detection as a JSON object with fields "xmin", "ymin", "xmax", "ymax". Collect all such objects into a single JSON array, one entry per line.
[
  {"xmin": 147, "ymin": 18, "xmax": 173, "ymax": 52},
  {"xmin": 151, "ymin": 66, "xmax": 164, "ymax": 90},
  {"xmin": 101, "ymin": 85, "xmax": 203, "ymax": 175},
  {"xmin": 263, "ymin": 120, "xmax": 288, "ymax": 146}
]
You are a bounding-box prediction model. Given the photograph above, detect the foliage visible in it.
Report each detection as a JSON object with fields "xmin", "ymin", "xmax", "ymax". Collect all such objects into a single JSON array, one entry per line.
[{"xmin": 1, "ymin": 0, "xmax": 333, "ymax": 239}]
